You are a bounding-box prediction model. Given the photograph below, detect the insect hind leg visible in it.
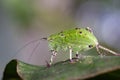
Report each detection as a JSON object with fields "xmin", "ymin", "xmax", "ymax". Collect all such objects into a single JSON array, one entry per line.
[{"xmin": 96, "ymin": 44, "xmax": 105, "ymax": 57}]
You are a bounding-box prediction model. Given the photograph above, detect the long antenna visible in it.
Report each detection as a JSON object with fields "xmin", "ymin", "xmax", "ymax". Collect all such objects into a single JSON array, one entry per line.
[
  {"xmin": 98, "ymin": 45, "xmax": 120, "ymax": 56},
  {"xmin": 12, "ymin": 38, "xmax": 47, "ymax": 59},
  {"xmin": 28, "ymin": 41, "xmax": 41, "ymax": 62}
]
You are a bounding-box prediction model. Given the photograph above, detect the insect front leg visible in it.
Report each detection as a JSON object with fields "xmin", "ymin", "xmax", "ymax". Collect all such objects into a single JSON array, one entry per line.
[{"xmin": 49, "ymin": 50, "xmax": 57, "ymax": 65}]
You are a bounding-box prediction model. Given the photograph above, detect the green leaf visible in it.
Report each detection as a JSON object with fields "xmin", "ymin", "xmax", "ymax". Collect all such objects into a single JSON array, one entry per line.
[
  {"xmin": 2, "ymin": 59, "xmax": 21, "ymax": 80},
  {"xmin": 16, "ymin": 56, "xmax": 120, "ymax": 80}
]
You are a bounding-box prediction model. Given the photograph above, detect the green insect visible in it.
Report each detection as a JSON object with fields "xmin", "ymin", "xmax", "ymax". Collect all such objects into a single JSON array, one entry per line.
[
  {"xmin": 46, "ymin": 27, "xmax": 98, "ymax": 65},
  {"xmin": 43, "ymin": 27, "xmax": 120, "ymax": 65},
  {"xmin": 16, "ymin": 27, "xmax": 120, "ymax": 66}
]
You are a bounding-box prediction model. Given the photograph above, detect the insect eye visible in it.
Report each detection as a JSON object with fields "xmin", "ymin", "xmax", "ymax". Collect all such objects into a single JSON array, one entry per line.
[{"xmin": 88, "ymin": 45, "xmax": 93, "ymax": 48}]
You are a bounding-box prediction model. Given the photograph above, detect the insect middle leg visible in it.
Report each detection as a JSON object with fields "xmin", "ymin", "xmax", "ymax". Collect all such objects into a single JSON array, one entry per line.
[
  {"xmin": 69, "ymin": 48, "xmax": 72, "ymax": 62},
  {"xmin": 69, "ymin": 46, "xmax": 74, "ymax": 63},
  {"xmin": 76, "ymin": 51, "xmax": 79, "ymax": 59},
  {"xmin": 75, "ymin": 51, "xmax": 80, "ymax": 61}
]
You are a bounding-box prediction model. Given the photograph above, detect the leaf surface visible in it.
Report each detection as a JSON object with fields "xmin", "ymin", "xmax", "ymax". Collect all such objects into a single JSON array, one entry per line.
[{"xmin": 16, "ymin": 56, "xmax": 120, "ymax": 80}]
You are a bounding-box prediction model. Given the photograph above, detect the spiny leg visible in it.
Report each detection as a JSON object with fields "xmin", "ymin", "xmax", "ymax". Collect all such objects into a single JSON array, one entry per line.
[
  {"xmin": 98, "ymin": 45, "xmax": 120, "ymax": 56},
  {"xmin": 96, "ymin": 45, "xmax": 100, "ymax": 54},
  {"xmin": 49, "ymin": 50, "xmax": 57, "ymax": 65},
  {"xmin": 96, "ymin": 44, "xmax": 104, "ymax": 57}
]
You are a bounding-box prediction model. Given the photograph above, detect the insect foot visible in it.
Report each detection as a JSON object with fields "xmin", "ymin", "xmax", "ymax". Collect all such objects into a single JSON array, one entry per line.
[
  {"xmin": 69, "ymin": 57, "xmax": 80, "ymax": 64},
  {"xmin": 115, "ymin": 53, "xmax": 120, "ymax": 56},
  {"xmin": 69, "ymin": 59, "xmax": 76, "ymax": 64},
  {"xmin": 46, "ymin": 60, "xmax": 51, "ymax": 68}
]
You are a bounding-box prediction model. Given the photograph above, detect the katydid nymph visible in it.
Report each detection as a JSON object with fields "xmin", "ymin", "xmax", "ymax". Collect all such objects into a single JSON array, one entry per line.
[
  {"xmin": 16, "ymin": 27, "xmax": 120, "ymax": 66},
  {"xmin": 45, "ymin": 27, "xmax": 120, "ymax": 65}
]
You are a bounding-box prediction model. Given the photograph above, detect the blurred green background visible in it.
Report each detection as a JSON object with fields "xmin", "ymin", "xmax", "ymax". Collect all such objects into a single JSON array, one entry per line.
[{"xmin": 1, "ymin": 0, "xmax": 120, "ymax": 79}]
